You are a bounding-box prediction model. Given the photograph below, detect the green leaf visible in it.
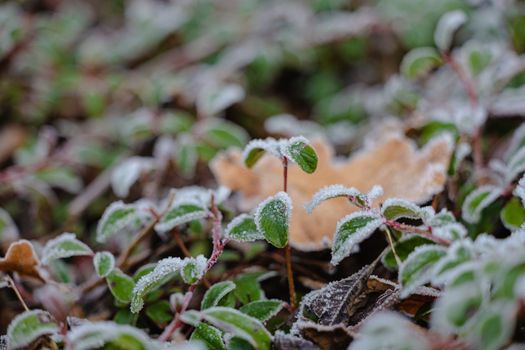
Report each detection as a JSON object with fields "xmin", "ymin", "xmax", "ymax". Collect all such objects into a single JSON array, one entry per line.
[
  {"xmin": 145, "ymin": 300, "xmax": 172, "ymax": 326},
  {"xmin": 225, "ymin": 214, "xmax": 264, "ymax": 242},
  {"xmin": 331, "ymin": 211, "xmax": 383, "ymax": 265},
  {"xmin": 0, "ymin": 207, "xmax": 19, "ymax": 242},
  {"xmin": 228, "ymin": 337, "xmax": 255, "ymax": 350},
  {"xmin": 242, "ymin": 139, "xmax": 280, "ymax": 168},
  {"xmin": 239, "ymin": 300, "xmax": 283, "ymax": 322},
  {"xmin": 462, "ymin": 186, "xmax": 502, "ymax": 224},
  {"xmin": 233, "ymin": 272, "xmax": 276, "ymax": 305},
  {"xmin": 382, "ymin": 235, "xmax": 434, "ymax": 270},
  {"xmin": 201, "ymin": 281, "xmax": 237, "ymax": 310},
  {"xmin": 190, "ymin": 323, "xmax": 226, "ymax": 350},
  {"xmin": 96, "ymin": 201, "xmax": 140, "ymax": 243},
  {"xmin": 131, "ymin": 256, "xmax": 206, "ymax": 313},
  {"xmin": 7, "ymin": 310, "xmax": 58, "ymax": 349},
  {"xmin": 93, "ymin": 251, "xmax": 115, "ymax": 278},
  {"xmin": 283, "ymin": 137, "xmax": 318, "ymax": 174},
  {"xmin": 381, "ymin": 198, "xmax": 423, "ymax": 221},
  {"xmin": 155, "ymin": 202, "xmax": 209, "ymax": 233},
  {"xmin": 181, "ymin": 256, "xmax": 208, "ymax": 285},
  {"xmin": 401, "ymin": 47, "xmax": 442, "ymax": 79},
  {"xmin": 34, "ymin": 166, "xmax": 82, "ymax": 193},
  {"xmin": 501, "ymin": 197, "xmax": 525, "ymax": 231},
  {"xmin": 200, "ymin": 307, "xmax": 271, "ymax": 350},
  {"xmin": 471, "ymin": 303, "xmax": 514, "ymax": 350},
  {"xmin": 254, "ymin": 192, "xmax": 291, "ymax": 248},
  {"xmin": 434, "ymin": 10, "xmax": 467, "ymax": 52},
  {"xmin": 107, "ymin": 269, "xmax": 135, "ymax": 304},
  {"xmin": 176, "ymin": 136, "xmax": 198, "ymax": 178},
  {"xmin": 204, "ymin": 120, "xmax": 248, "ymax": 149},
  {"xmin": 399, "ymin": 245, "xmax": 447, "ymax": 297},
  {"xmin": 42, "ymin": 232, "xmax": 93, "ymax": 264}
]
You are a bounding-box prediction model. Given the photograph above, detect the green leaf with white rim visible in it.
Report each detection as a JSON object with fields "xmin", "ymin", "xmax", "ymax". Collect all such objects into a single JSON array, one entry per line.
[
  {"xmin": 255, "ymin": 192, "xmax": 292, "ymax": 248},
  {"xmin": 239, "ymin": 300, "xmax": 283, "ymax": 322},
  {"xmin": 42, "ymin": 232, "xmax": 93, "ymax": 264},
  {"xmin": 382, "ymin": 235, "xmax": 435, "ymax": 270},
  {"xmin": 205, "ymin": 120, "xmax": 248, "ymax": 148},
  {"xmin": 501, "ymin": 197, "xmax": 525, "ymax": 231},
  {"xmin": 434, "ymin": 10, "xmax": 467, "ymax": 52},
  {"xmin": 155, "ymin": 202, "xmax": 209, "ymax": 233},
  {"xmin": 93, "ymin": 251, "xmax": 115, "ymax": 278},
  {"xmin": 202, "ymin": 281, "xmax": 237, "ymax": 309},
  {"xmin": 331, "ymin": 211, "xmax": 382, "ymax": 266},
  {"xmin": 107, "ymin": 269, "xmax": 135, "ymax": 304},
  {"xmin": 470, "ymin": 302, "xmax": 514, "ymax": 350},
  {"xmin": 225, "ymin": 214, "xmax": 264, "ymax": 242},
  {"xmin": 180, "ymin": 255, "xmax": 207, "ymax": 285},
  {"xmin": 283, "ymin": 138, "xmax": 318, "ymax": 174},
  {"xmin": 190, "ymin": 323, "xmax": 226, "ymax": 350},
  {"xmin": 96, "ymin": 201, "xmax": 139, "ymax": 243},
  {"xmin": 242, "ymin": 139, "xmax": 280, "ymax": 168},
  {"xmin": 399, "ymin": 245, "xmax": 447, "ymax": 297},
  {"xmin": 381, "ymin": 198, "xmax": 423, "ymax": 221},
  {"xmin": 7, "ymin": 310, "xmax": 58, "ymax": 349},
  {"xmin": 176, "ymin": 137, "xmax": 198, "ymax": 178},
  {"xmin": 200, "ymin": 307, "xmax": 272, "ymax": 350},
  {"xmin": 462, "ymin": 186, "xmax": 502, "ymax": 224},
  {"xmin": 401, "ymin": 47, "xmax": 442, "ymax": 80}
]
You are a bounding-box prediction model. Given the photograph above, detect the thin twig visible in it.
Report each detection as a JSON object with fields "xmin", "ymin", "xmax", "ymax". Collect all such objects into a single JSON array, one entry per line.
[
  {"xmin": 6, "ymin": 275, "xmax": 29, "ymax": 311},
  {"xmin": 282, "ymin": 157, "xmax": 297, "ymax": 309}
]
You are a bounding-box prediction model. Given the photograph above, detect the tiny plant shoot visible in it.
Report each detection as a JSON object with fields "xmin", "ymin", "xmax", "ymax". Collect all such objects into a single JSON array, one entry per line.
[{"xmin": 242, "ymin": 136, "xmax": 318, "ymax": 308}]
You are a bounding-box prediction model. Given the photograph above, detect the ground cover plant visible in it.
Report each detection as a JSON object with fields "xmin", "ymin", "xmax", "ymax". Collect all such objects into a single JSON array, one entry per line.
[{"xmin": 2, "ymin": 0, "xmax": 525, "ymax": 349}]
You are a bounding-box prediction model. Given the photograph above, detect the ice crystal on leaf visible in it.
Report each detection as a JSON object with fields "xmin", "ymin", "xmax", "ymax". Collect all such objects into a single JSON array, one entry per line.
[
  {"xmin": 254, "ymin": 192, "xmax": 292, "ymax": 248},
  {"xmin": 42, "ymin": 232, "xmax": 93, "ymax": 264},
  {"xmin": 111, "ymin": 157, "xmax": 156, "ymax": 198}
]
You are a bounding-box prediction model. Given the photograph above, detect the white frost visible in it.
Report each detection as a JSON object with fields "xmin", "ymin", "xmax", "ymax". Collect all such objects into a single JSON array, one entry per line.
[
  {"xmin": 111, "ymin": 157, "xmax": 156, "ymax": 198},
  {"xmin": 305, "ymin": 184, "xmax": 361, "ymax": 213},
  {"xmin": 42, "ymin": 232, "xmax": 93, "ymax": 264}
]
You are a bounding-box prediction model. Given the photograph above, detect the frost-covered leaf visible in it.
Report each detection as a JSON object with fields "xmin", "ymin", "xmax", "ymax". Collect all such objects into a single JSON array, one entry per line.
[
  {"xmin": 7, "ymin": 309, "xmax": 58, "ymax": 349},
  {"xmin": 107, "ymin": 269, "xmax": 135, "ymax": 304},
  {"xmin": 0, "ymin": 207, "xmax": 19, "ymax": 242},
  {"xmin": 203, "ymin": 120, "xmax": 249, "ymax": 149},
  {"xmin": 432, "ymin": 223, "xmax": 467, "ymax": 241},
  {"xmin": 514, "ymin": 175, "xmax": 525, "ymax": 207},
  {"xmin": 239, "ymin": 300, "xmax": 283, "ymax": 322},
  {"xmin": 195, "ymin": 307, "xmax": 272, "ymax": 350},
  {"xmin": 111, "ymin": 156, "xmax": 156, "ymax": 197},
  {"xmin": 176, "ymin": 136, "xmax": 198, "ymax": 178},
  {"xmin": 469, "ymin": 302, "xmax": 515, "ymax": 350},
  {"xmin": 225, "ymin": 214, "xmax": 264, "ymax": 242},
  {"xmin": 201, "ymin": 281, "xmax": 237, "ymax": 310},
  {"xmin": 434, "ymin": 10, "xmax": 467, "ymax": 52},
  {"xmin": 180, "ymin": 255, "xmax": 207, "ymax": 285},
  {"xmin": 349, "ymin": 312, "xmax": 430, "ymax": 350},
  {"xmin": 42, "ymin": 233, "xmax": 93, "ymax": 264},
  {"xmin": 331, "ymin": 211, "xmax": 382, "ymax": 265},
  {"xmin": 381, "ymin": 198, "xmax": 423, "ymax": 221},
  {"xmin": 399, "ymin": 245, "xmax": 447, "ymax": 297},
  {"xmin": 501, "ymin": 197, "xmax": 525, "ymax": 231},
  {"xmin": 382, "ymin": 235, "xmax": 434, "ymax": 270},
  {"xmin": 34, "ymin": 167, "xmax": 83, "ymax": 193},
  {"xmin": 401, "ymin": 47, "xmax": 442, "ymax": 79},
  {"xmin": 96, "ymin": 201, "xmax": 144, "ymax": 243},
  {"xmin": 93, "ymin": 251, "xmax": 115, "ymax": 278},
  {"xmin": 281, "ymin": 136, "xmax": 318, "ymax": 174},
  {"xmin": 273, "ymin": 331, "xmax": 320, "ymax": 350},
  {"xmin": 432, "ymin": 240, "xmax": 473, "ymax": 285},
  {"xmin": 155, "ymin": 201, "xmax": 209, "ymax": 233},
  {"xmin": 305, "ymin": 263, "xmax": 377, "ymax": 326},
  {"xmin": 506, "ymin": 146, "xmax": 525, "ymax": 183},
  {"xmin": 431, "ymin": 284, "xmax": 483, "ymax": 334},
  {"xmin": 305, "ymin": 185, "xmax": 362, "ymax": 213},
  {"xmin": 197, "ymin": 83, "xmax": 245, "ymax": 117},
  {"xmin": 462, "ymin": 186, "xmax": 502, "ymax": 224},
  {"xmin": 242, "ymin": 138, "xmax": 281, "ymax": 168},
  {"xmin": 67, "ymin": 321, "xmax": 178, "ymax": 350},
  {"xmin": 190, "ymin": 323, "xmax": 225, "ymax": 350},
  {"xmin": 255, "ymin": 192, "xmax": 292, "ymax": 248},
  {"xmin": 131, "ymin": 256, "xmax": 205, "ymax": 313},
  {"xmin": 0, "ymin": 240, "xmax": 42, "ymax": 280},
  {"xmin": 233, "ymin": 271, "xmax": 276, "ymax": 304}
]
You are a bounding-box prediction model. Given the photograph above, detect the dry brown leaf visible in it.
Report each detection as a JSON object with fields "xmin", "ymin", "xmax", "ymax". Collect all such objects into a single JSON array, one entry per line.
[
  {"xmin": 211, "ymin": 129, "xmax": 453, "ymax": 250},
  {"xmin": 0, "ymin": 239, "xmax": 43, "ymax": 281}
]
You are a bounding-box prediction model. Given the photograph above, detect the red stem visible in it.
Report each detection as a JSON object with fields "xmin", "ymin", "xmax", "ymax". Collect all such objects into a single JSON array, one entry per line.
[{"xmin": 282, "ymin": 157, "xmax": 297, "ymax": 309}]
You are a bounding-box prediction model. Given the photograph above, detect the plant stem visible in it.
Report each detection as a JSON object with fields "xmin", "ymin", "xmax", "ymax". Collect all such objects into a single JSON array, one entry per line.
[
  {"xmin": 6, "ymin": 275, "xmax": 29, "ymax": 311},
  {"xmin": 282, "ymin": 157, "xmax": 297, "ymax": 309},
  {"xmin": 159, "ymin": 196, "xmax": 227, "ymax": 342},
  {"xmin": 383, "ymin": 226, "xmax": 402, "ymax": 266},
  {"xmin": 384, "ymin": 219, "xmax": 451, "ymax": 246}
]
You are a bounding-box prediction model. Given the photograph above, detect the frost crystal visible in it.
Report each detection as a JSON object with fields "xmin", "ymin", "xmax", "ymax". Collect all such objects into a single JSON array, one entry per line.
[
  {"xmin": 366, "ymin": 185, "xmax": 384, "ymax": 202},
  {"xmin": 434, "ymin": 10, "xmax": 467, "ymax": 52},
  {"xmin": 305, "ymin": 184, "xmax": 360, "ymax": 213},
  {"xmin": 381, "ymin": 198, "xmax": 423, "ymax": 220},
  {"xmin": 254, "ymin": 192, "xmax": 293, "ymax": 230},
  {"xmin": 224, "ymin": 214, "xmax": 263, "ymax": 242},
  {"xmin": 279, "ymin": 135, "xmax": 312, "ymax": 161},
  {"xmin": 96, "ymin": 201, "xmax": 147, "ymax": 243},
  {"xmin": 42, "ymin": 232, "xmax": 93, "ymax": 264},
  {"xmin": 154, "ymin": 200, "xmax": 209, "ymax": 233},
  {"xmin": 111, "ymin": 157, "xmax": 156, "ymax": 198},
  {"xmin": 242, "ymin": 138, "xmax": 281, "ymax": 162}
]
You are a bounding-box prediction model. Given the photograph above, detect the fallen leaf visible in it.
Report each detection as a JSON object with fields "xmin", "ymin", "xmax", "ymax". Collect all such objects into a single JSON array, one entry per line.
[
  {"xmin": 0, "ymin": 240, "xmax": 43, "ymax": 281},
  {"xmin": 211, "ymin": 128, "xmax": 453, "ymax": 250},
  {"xmin": 300, "ymin": 322, "xmax": 354, "ymax": 350}
]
